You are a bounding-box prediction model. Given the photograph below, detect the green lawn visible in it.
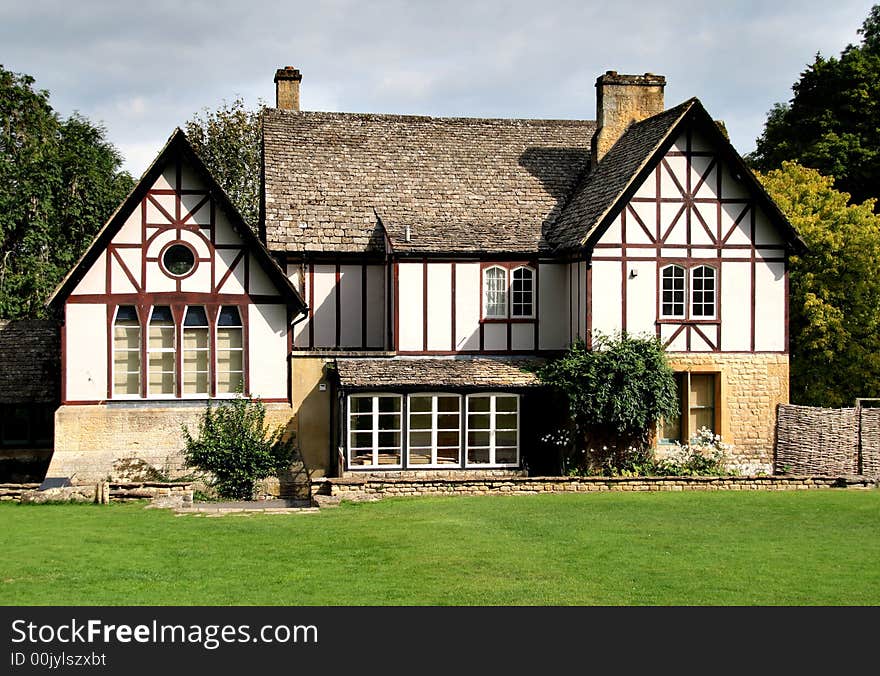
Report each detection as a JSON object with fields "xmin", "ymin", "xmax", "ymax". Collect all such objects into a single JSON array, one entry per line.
[{"xmin": 1, "ymin": 491, "xmax": 878, "ymax": 605}]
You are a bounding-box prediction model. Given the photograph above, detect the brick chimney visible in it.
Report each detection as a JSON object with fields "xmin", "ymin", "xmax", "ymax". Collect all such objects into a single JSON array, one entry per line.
[
  {"xmin": 592, "ymin": 71, "xmax": 665, "ymax": 167},
  {"xmin": 274, "ymin": 66, "xmax": 302, "ymax": 111}
]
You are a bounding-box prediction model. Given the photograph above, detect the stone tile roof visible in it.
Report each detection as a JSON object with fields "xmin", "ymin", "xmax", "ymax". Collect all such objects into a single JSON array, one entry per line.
[
  {"xmin": 0, "ymin": 320, "xmax": 59, "ymax": 403},
  {"xmin": 549, "ymin": 99, "xmax": 696, "ymax": 251},
  {"xmin": 263, "ymin": 110, "xmax": 594, "ymax": 254},
  {"xmin": 335, "ymin": 357, "xmax": 544, "ymax": 389}
]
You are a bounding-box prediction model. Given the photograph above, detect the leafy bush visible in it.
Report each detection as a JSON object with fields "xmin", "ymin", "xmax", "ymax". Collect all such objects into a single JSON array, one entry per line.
[
  {"xmin": 537, "ymin": 332, "xmax": 678, "ymax": 473},
  {"xmin": 181, "ymin": 395, "xmax": 296, "ymax": 500}
]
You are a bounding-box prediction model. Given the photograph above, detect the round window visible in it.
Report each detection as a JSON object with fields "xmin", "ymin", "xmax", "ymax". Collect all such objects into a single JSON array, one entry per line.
[{"xmin": 162, "ymin": 244, "xmax": 196, "ymax": 277}]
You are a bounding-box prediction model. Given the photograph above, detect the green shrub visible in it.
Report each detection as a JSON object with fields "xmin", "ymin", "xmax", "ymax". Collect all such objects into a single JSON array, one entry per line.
[
  {"xmin": 181, "ymin": 395, "xmax": 296, "ymax": 500},
  {"xmin": 538, "ymin": 332, "xmax": 678, "ymax": 473},
  {"xmin": 655, "ymin": 427, "xmax": 733, "ymax": 477}
]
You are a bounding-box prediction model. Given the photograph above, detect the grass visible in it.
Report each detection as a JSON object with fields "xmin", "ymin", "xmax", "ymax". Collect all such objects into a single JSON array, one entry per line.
[{"xmin": 1, "ymin": 490, "xmax": 879, "ymax": 605}]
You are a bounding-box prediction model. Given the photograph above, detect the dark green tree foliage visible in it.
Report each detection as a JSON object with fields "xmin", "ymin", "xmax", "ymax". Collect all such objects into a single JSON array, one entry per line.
[
  {"xmin": 758, "ymin": 162, "xmax": 880, "ymax": 407},
  {"xmin": 749, "ymin": 5, "xmax": 880, "ymax": 206},
  {"xmin": 0, "ymin": 66, "xmax": 133, "ymax": 318},
  {"xmin": 181, "ymin": 395, "xmax": 296, "ymax": 500},
  {"xmin": 537, "ymin": 333, "xmax": 678, "ymax": 472},
  {"xmin": 184, "ymin": 98, "xmax": 262, "ymax": 231}
]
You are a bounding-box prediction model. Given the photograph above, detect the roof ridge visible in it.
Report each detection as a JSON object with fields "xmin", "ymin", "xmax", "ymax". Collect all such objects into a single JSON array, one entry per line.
[{"xmin": 265, "ymin": 108, "xmax": 596, "ymax": 126}]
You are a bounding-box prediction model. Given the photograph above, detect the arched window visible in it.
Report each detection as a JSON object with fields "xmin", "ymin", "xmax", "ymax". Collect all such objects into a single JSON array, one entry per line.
[
  {"xmin": 691, "ymin": 265, "xmax": 716, "ymax": 318},
  {"xmin": 216, "ymin": 305, "xmax": 244, "ymax": 394},
  {"xmin": 511, "ymin": 266, "xmax": 535, "ymax": 318},
  {"xmin": 483, "ymin": 266, "xmax": 508, "ymax": 318},
  {"xmin": 148, "ymin": 306, "xmax": 176, "ymax": 395},
  {"xmin": 113, "ymin": 306, "xmax": 141, "ymax": 396},
  {"xmin": 182, "ymin": 306, "xmax": 210, "ymax": 395},
  {"xmin": 660, "ymin": 265, "xmax": 686, "ymax": 318}
]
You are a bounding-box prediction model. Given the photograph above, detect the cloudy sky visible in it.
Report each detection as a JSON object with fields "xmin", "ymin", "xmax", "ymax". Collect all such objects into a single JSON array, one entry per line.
[{"xmin": 1, "ymin": 1, "xmax": 875, "ymax": 176}]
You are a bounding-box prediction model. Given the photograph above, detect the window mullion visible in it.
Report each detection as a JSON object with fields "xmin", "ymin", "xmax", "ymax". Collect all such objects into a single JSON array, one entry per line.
[{"xmin": 372, "ymin": 396, "xmax": 379, "ymax": 466}]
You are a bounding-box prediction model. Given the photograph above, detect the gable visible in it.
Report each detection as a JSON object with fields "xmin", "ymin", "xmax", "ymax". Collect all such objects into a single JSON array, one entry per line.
[{"xmin": 49, "ymin": 130, "xmax": 304, "ymax": 311}]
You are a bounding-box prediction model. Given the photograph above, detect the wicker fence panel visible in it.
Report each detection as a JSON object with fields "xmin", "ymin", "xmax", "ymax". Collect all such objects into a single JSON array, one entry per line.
[
  {"xmin": 775, "ymin": 404, "xmax": 859, "ymax": 475},
  {"xmin": 859, "ymin": 407, "xmax": 880, "ymax": 477}
]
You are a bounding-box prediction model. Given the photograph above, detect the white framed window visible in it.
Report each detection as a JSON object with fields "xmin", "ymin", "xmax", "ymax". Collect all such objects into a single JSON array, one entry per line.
[
  {"xmin": 465, "ymin": 393, "xmax": 519, "ymax": 467},
  {"xmin": 691, "ymin": 265, "xmax": 716, "ymax": 319},
  {"xmin": 660, "ymin": 265, "xmax": 686, "ymax": 318},
  {"xmin": 483, "ymin": 266, "xmax": 508, "ymax": 318},
  {"xmin": 182, "ymin": 306, "xmax": 210, "ymax": 396},
  {"xmin": 112, "ymin": 305, "xmax": 141, "ymax": 397},
  {"xmin": 511, "ymin": 266, "xmax": 535, "ymax": 318},
  {"xmin": 408, "ymin": 393, "xmax": 462, "ymax": 466},
  {"xmin": 216, "ymin": 305, "xmax": 244, "ymax": 394},
  {"xmin": 348, "ymin": 394, "xmax": 403, "ymax": 467},
  {"xmin": 147, "ymin": 306, "xmax": 176, "ymax": 395},
  {"xmin": 659, "ymin": 372, "xmax": 718, "ymax": 445}
]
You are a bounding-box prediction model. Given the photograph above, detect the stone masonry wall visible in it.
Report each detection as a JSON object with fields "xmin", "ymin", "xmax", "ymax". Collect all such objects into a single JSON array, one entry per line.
[
  {"xmin": 320, "ymin": 474, "xmax": 873, "ymax": 502},
  {"xmin": 48, "ymin": 403, "xmax": 296, "ymax": 484},
  {"xmin": 666, "ymin": 353, "xmax": 789, "ymax": 474}
]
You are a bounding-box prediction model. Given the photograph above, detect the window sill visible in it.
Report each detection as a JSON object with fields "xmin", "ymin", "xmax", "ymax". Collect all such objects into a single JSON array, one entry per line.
[
  {"xmin": 656, "ymin": 319, "xmax": 720, "ymax": 325},
  {"xmin": 480, "ymin": 318, "xmax": 536, "ymax": 324}
]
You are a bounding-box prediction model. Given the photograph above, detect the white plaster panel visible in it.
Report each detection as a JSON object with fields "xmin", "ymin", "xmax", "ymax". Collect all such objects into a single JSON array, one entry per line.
[
  {"xmin": 720, "ymin": 163, "xmax": 749, "ymax": 199},
  {"xmin": 721, "ymin": 261, "xmax": 751, "ymax": 351},
  {"xmin": 597, "ymin": 214, "xmax": 622, "ymax": 245},
  {"xmin": 179, "ymin": 228, "xmax": 211, "ymax": 259},
  {"xmin": 248, "ymin": 304, "xmax": 288, "ymax": 399},
  {"xmin": 757, "ymin": 248, "xmax": 786, "ymax": 261},
  {"xmin": 692, "ymin": 202, "xmax": 718, "ymax": 243},
  {"xmin": 754, "ymin": 261, "xmax": 785, "ymax": 351},
  {"xmin": 538, "ymin": 263, "xmax": 566, "ymax": 350},
  {"xmin": 578, "ymin": 261, "xmax": 588, "ymax": 338},
  {"xmin": 661, "ymin": 156, "xmax": 687, "ymax": 197},
  {"xmin": 633, "ymin": 166, "xmax": 657, "ymax": 199},
  {"xmin": 671, "ymin": 132, "xmax": 688, "ymax": 153},
  {"xmin": 754, "ymin": 207, "xmax": 784, "ymax": 246},
  {"xmin": 625, "ymin": 209, "xmax": 653, "ymax": 245},
  {"xmin": 721, "ymin": 203, "xmax": 751, "ymax": 245},
  {"xmin": 366, "ymin": 265, "xmax": 385, "ymax": 348},
  {"xmin": 155, "ymin": 167, "xmax": 174, "ymax": 191},
  {"xmin": 398, "ymin": 263, "xmax": 424, "ymax": 351},
  {"xmin": 690, "ymin": 155, "xmax": 715, "ymax": 198},
  {"xmin": 427, "ymin": 263, "xmax": 452, "ymax": 351},
  {"xmin": 214, "ymin": 209, "xmax": 241, "ymax": 245},
  {"xmin": 660, "ymin": 248, "xmax": 688, "ymax": 258},
  {"xmin": 65, "ymin": 304, "xmax": 107, "ymax": 401},
  {"xmin": 690, "ymin": 129, "xmax": 713, "ymax": 152},
  {"xmin": 312, "ymin": 265, "xmax": 337, "ymax": 347},
  {"xmin": 631, "ymin": 201, "xmax": 657, "ymax": 240},
  {"xmin": 116, "ymin": 248, "xmax": 142, "ymax": 289},
  {"xmin": 625, "ymin": 261, "xmax": 656, "ymax": 336},
  {"xmin": 483, "ymin": 323, "xmax": 506, "ymax": 351},
  {"xmin": 144, "ymin": 228, "xmax": 177, "ymax": 259},
  {"xmin": 216, "ymin": 249, "xmax": 245, "ymax": 294},
  {"xmin": 722, "ymin": 249, "xmax": 752, "ymax": 260},
  {"xmin": 114, "ymin": 209, "xmax": 142, "ymax": 244},
  {"xmin": 145, "ymin": 261, "xmax": 176, "ymax": 292},
  {"xmin": 454, "ymin": 263, "xmax": 480, "ymax": 351},
  {"xmin": 180, "ymin": 264, "xmax": 211, "ymax": 294},
  {"xmin": 339, "ymin": 265, "xmax": 363, "ymax": 348},
  {"xmin": 511, "ymin": 323, "xmax": 534, "ymax": 351},
  {"xmin": 109, "ymin": 254, "xmax": 137, "ymax": 294},
  {"xmin": 180, "ymin": 164, "xmax": 204, "ymax": 191},
  {"xmin": 180, "ymin": 193, "xmax": 210, "ymax": 225},
  {"xmin": 591, "ymin": 260, "xmax": 623, "ymax": 336},
  {"xmin": 150, "ymin": 194, "xmax": 176, "ymax": 221},
  {"xmin": 569, "ymin": 262, "xmax": 577, "ymax": 340},
  {"xmin": 627, "ymin": 248, "xmax": 656, "ymax": 258},
  {"xmin": 71, "ymin": 251, "xmax": 106, "ymax": 295},
  {"xmin": 595, "ymin": 248, "xmax": 622, "ymax": 258},
  {"xmin": 690, "ymin": 327, "xmax": 714, "ymax": 352},
  {"xmin": 661, "ymin": 203, "xmax": 687, "ymax": 244},
  {"xmin": 293, "ymin": 265, "xmax": 309, "ymax": 348},
  {"xmin": 692, "ymin": 248, "xmax": 718, "ymax": 259},
  {"xmin": 661, "ymin": 323, "xmax": 687, "ymax": 351},
  {"xmin": 249, "ymin": 253, "xmax": 277, "ymax": 295}
]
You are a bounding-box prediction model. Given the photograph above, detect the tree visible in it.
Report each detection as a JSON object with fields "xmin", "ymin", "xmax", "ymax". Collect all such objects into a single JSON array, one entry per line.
[
  {"xmin": 0, "ymin": 65, "xmax": 133, "ymax": 318},
  {"xmin": 749, "ymin": 5, "xmax": 880, "ymax": 207},
  {"xmin": 184, "ymin": 98, "xmax": 262, "ymax": 231},
  {"xmin": 537, "ymin": 333, "xmax": 679, "ymax": 473},
  {"xmin": 758, "ymin": 161, "xmax": 880, "ymax": 407},
  {"xmin": 181, "ymin": 395, "xmax": 296, "ymax": 500}
]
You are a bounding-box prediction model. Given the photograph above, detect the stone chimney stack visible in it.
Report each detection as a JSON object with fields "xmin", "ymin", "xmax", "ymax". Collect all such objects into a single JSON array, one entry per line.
[
  {"xmin": 274, "ymin": 66, "xmax": 302, "ymax": 111},
  {"xmin": 592, "ymin": 71, "xmax": 665, "ymax": 167}
]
